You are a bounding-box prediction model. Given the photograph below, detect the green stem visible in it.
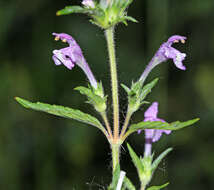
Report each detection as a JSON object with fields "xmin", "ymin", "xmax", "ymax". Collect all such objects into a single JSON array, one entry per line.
[
  {"xmin": 121, "ymin": 130, "xmax": 132, "ymax": 143},
  {"xmin": 111, "ymin": 143, "xmax": 120, "ymax": 172},
  {"xmin": 105, "ymin": 27, "xmax": 119, "ymax": 140},
  {"xmin": 140, "ymin": 185, "xmax": 145, "ymax": 190},
  {"xmin": 100, "ymin": 112, "xmax": 113, "ymax": 139},
  {"xmin": 120, "ymin": 107, "xmax": 132, "ymax": 138}
]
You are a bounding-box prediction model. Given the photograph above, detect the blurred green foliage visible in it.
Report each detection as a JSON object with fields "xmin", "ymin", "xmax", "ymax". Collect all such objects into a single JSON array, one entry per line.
[{"xmin": 0, "ymin": 0, "xmax": 214, "ymax": 189}]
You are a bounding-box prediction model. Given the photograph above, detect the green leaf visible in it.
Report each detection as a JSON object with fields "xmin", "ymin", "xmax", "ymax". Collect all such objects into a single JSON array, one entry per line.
[
  {"xmin": 75, "ymin": 86, "xmax": 102, "ymax": 104},
  {"xmin": 126, "ymin": 118, "xmax": 199, "ymax": 137},
  {"xmin": 121, "ymin": 83, "xmax": 131, "ymax": 94},
  {"xmin": 147, "ymin": 182, "xmax": 169, "ymax": 190},
  {"xmin": 75, "ymin": 84, "xmax": 107, "ymax": 113},
  {"xmin": 140, "ymin": 78, "xmax": 158, "ymax": 102},
  {"xmin": 127, "ymin": 144, "xmax": 144, "ymax": 174},
  {"xmin": 124, "ymin": 16, "xmax": 138, "ymax": 23},
  {"xmin": 122, "ymin": 177, "xmax": 136, "ymax": 190},
  {"xmin": 15, "ymin": 97, "xmax": 106, "ymax": 133},
  {"xmin": 108, "ymin": 164, "xmax": 121, "ymax": 190},
  {"xmin": 152, "ymin": 148, "xmax": 173, "ymax": 172},
  {"xmin": 123, "ymin": 78, "xmax": 158, "ymax": 114},
  {"xmin": 56, "ymin": 6, "xmax": 89, "ymax": 16}
]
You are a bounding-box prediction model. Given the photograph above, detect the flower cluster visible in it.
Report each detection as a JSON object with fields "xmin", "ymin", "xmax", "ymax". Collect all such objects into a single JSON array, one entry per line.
[{"xmin": 15, "ymin": 0, "xmax": 199, "ymax": 190}]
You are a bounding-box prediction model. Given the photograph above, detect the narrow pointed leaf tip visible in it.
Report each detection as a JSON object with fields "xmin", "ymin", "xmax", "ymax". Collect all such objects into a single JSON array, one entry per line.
[
  {"xmin": 15, "ymin": 97, "xmax": 106, "ymax": 133},
  {"xmin": 152, "ymin": 147, "xmax": 173, "ymax": 172},
  {"xmin": 56, "ymin": 6, "xmax": 89, "ymax": 16},
  {"xmin": 147, "ymin": 182, "xmax": 169, "ymax": 190},
  {"xmin": 127, "ymin": 144, "xmax": 144, "ymax": 173}
]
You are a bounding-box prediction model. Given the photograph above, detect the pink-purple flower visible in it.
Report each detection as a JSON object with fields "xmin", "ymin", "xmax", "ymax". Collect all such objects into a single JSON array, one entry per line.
[
  {"xmin": 82, "ymin": 0, "xmax": 95, "ymax": 8},
  {"xmin": 139, "ymin": 102, "xmax": 171, "ymax": 156},
  {"xmin": 139, "ymin": 35, "xmax": 187, "ymax": 83},
  {"xmin": 52, "ymin": 33, "xmax": 97, "ymax": 88},
  {"xmin": 157, "ymin": 35, "xmax": 187, "ymax": 70}
]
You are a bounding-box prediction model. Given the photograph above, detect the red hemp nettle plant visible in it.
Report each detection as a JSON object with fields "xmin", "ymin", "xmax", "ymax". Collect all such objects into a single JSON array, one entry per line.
[{"xmin": 15, "ymin": 0, "xmax": 199, "ymax": 189}]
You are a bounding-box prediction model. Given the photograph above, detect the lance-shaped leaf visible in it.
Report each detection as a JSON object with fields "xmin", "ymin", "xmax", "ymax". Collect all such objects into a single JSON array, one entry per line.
[
  {"xmin": 122, "ymin": 176, "xmax": 136, "ymax": 190},
  {"xmin": 146, "ymin": 182, "xmax": 169, "ymax": 190},
  {"xmin": 127, "ymin": 144, "xmax": 144, "ymax": 174},
  {"xmin": 124, "ymin": 118, "xmax": 199, "ymax": 139},
  {"xmin": 57, "ymin": 6, "xmax": 90, "ymax": 16},
  {"xmin": 15, "ymin": 97, "xmax": 106, "ymax": 134},
  {"xmin": 127, "ymin": 144, "xmax": 153, "ymax": 187},
  {"xmin": 152, "ymin": 148, "xmax": 173, "ymax": 172},
  {"xmin": 139, "ymin": 78, "xmax": 158, "ymax": 101}
]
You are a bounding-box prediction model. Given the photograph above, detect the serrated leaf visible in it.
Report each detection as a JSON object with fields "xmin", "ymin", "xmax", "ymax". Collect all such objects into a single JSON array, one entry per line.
[
  {"xmin": 152, "ymin": 148, "xmax": 173, "ymax": 172},
  {"xmin": 140, "ymin": 78, "xmax": 158, "ymax": 101},
  {"xmin": 15, "ymin": 97, "xmax": 106, "ymax": 133},
  {"xmin": 75, "ymin": 85, "xmax": 107, "ymax": 112},
  {"xmin": 127, "ymin": 144, "xmax": 144, "ymax": 174},
  {"xmin": 109, "ymin": 164, "xmax": 121, "ymax": 190},
  {"xmin": 126, "ymin": 118, "xmax": 199, "ymax": 137},
  {"xmin": 56, "ymin": 6, "xmax": 89, "ymax": 16},
  {"xmin": 74, "ymin": 85, "xmax": 105, "ymax": 104},
  {"xmin": 122, "ymin": 177, "xmax": 136, "ymax": 190},
  {"xmin": 147, "ymin": 182, "xmax": 169, "ymax": 190}
]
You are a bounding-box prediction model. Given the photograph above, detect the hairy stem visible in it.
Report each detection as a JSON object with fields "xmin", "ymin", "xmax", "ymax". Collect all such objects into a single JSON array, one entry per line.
[
  {"xmin": 100, "ymin": 112, "xmax": 113, "ymax": 139},
  {"xmin": 111, "ymin": 143, "xmax": 120, "ymax": 172},
  {"xmin": 105, "ymin": 27, "xmax": 120, "ymax": 140},
  {"xmin": 120, "ymin": 107, "xmax": 132, "ymax": 138}
]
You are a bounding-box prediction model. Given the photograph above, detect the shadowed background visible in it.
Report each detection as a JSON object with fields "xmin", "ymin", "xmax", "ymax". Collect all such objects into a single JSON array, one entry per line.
[{"xmin": 0, "ymin": 0, "xmax": 213, "ymax": 189}]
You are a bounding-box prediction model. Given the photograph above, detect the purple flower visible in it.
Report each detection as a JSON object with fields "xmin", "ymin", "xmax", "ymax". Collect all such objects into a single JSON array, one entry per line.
[
  {"xmin": 157, "ymin": 35, "xmax": 187, "ymax": 70},
  {"xmin": 82, "ymin": 0, "xmax": 95, "ymax": 8},
  {"xmin": 139, "ymin": 102, "xmax": 171, "ymax": 156},
  {"xmin": 139, "ymin": 35, "xmax": 187, "ymax": 83},
  {"xmin": 52, "ymin": 33, "xmax": 97, "ymax": 88}
]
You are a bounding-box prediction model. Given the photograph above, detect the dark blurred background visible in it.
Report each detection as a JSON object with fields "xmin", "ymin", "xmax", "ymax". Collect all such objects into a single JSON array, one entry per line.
[{"xmin": 0, "ymin": 0, "xmax": 214, "ymax": 189}]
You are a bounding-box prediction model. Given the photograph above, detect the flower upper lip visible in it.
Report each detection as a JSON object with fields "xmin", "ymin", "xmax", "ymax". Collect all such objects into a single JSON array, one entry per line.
[
  {"xmin": 166, "ymin": 35, "xmax": 187, "ymax": 45},
  {"xmin": 52, "ymin": 32, "xmax": 74, "ymax": 44}
]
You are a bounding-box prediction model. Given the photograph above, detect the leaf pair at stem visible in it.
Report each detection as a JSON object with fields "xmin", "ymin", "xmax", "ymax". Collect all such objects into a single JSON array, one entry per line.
[{"xmin": 15, "ymin": 77, "xmax": 199, "ymax": 143}]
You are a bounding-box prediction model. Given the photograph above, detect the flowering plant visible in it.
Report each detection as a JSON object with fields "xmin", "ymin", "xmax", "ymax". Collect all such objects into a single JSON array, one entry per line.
[{"xmin": 15, "ymin": 0, "xmax": 199, "ymax": 189}]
